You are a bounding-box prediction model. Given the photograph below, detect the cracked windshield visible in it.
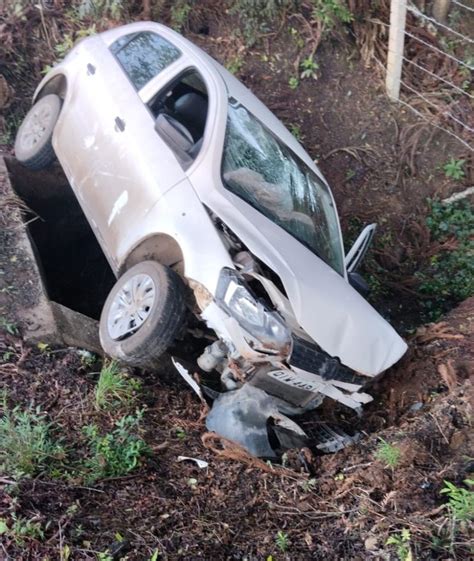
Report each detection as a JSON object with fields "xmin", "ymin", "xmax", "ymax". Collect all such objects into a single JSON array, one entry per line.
[{"xmin": 222, "ymin": 99, "xmax": 344, "ymax": 275}]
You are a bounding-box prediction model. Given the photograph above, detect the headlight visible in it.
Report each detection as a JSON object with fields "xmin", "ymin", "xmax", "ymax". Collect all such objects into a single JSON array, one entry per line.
[{"xmin": 216, "ymin": 268, "xmax": 291, "ymax": 353}]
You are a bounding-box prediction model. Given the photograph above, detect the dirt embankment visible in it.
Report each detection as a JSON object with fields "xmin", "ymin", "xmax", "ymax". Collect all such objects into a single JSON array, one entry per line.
[
  {"xmin": 0, "ymin": 298, "xmax": 471, "ymax": 560},
  {"xmin": 0, "ymin": 2, "xmax": 473, "ymax": 560}
]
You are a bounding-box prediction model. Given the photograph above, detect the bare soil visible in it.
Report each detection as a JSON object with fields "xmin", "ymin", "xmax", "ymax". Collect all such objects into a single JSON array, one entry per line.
[{"xmin": 0, "ymin": 2, "xmax": 473, "ymax": 560}]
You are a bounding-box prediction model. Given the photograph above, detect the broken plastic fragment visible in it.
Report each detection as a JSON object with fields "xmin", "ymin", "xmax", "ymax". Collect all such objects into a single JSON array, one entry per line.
[{"xmin": 177, "ymin": 456, "xmax": 209, "ymax": 469}]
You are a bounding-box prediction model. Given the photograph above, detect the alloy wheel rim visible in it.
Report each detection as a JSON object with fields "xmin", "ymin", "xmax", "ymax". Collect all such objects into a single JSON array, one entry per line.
[
  {"xmin": 19, "ymin": 103, "xmax": 53, "ymax": 151},
  {"xmin": 107, "ymin": 273, "xmax": 156, "ymax": 340}
]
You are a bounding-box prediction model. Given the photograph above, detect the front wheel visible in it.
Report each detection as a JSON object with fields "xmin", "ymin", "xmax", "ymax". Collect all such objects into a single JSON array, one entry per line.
[
  {"xmin": 14, "ymin": 94, "xmax": 61, "ymax": 170},
  {"xmin": 99, "ymin": 261, "xmax": 187, "ymax": 368}
]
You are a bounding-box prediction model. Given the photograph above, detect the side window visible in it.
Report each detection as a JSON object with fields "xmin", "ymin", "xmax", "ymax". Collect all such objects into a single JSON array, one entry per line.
[
  {"xmin": 150, "ymin": 70, "xmax": 209, "ymax": 169},
  {"xmin": 110, "ymin": 32, "xmax": 181, "ymax": 90}
]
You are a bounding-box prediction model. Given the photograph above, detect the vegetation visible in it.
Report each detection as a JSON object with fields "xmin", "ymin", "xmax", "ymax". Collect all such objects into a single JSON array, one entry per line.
[
  {"xmin": 82, "ymin": 411, "xmax": 148, "ymax": 482},
  {"xmin": 0, "ymin": 515, "xmax": 44, "ymax": 546},
  {"xmin": 441, "ymin": 479, "xmax": 474, "ymax": 523},
  {"xmin": 443, "ymin": 157, "xmax": 466, "ymax": 180},
  {"xmin": 94, "ymin": 360, "xmax": 140, "ymax": 410},
  {"xmin": 311, "ymin": 0, "xmax": 353, "ymax": 29},
  {"xmin": 0, "ymin": 398, "xmax": 64, "ymax": 478},
  {"xmin": 300, "ymin": 55, "xmax": 319, "ymax": 79},
  {"xmin": 275, "ymin": 530, "xmax": 289, "ymax": 552},
  {"xmin": 375, "ymin": 438, "xmax": 401, "ymax": 469},
  {"xmin": 417, "ymin": 200, "xmax": 474, "ymax": 318},
  {"xmin": 386, "ymin": 529, "xmax": 412, "ymax": 561}
]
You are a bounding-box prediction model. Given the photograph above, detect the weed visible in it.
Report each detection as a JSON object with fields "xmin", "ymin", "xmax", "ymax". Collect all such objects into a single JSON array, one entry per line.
[
  {"xmin": 345, "ymin": 168, "xmax": 356, "ymax": 180},
  {"xmin": 288, "ymin": 76, "xmax": 299, "ymax": 89},
  {"xmin": 171, "ymin": 1, "xmax": 192, "ymax": 31},
  {"xmin": 443, "ymin": 158, "xmax": 465, "ymax": 180},
  {"xmin": 175, "ymin": 427, "xmax": 187, "ymax": 440},
  {"xmin": 386, "ymin": 528, "xmax": 412, "ymax": 561},
  {"xmin": 275, "ymin": 530, "xmax": 289, "ymax": 552},
  {"xmin": 290, "ymin": 26, "xmax": 305, "ymax": 48},
  {"xmin": 300, "ymin": 56, "xmax": 319, "ymax": 79},
  {"xmin": 77, "ymin": 349, "xmax": 97, "ymax": 367},
  {"xmin": 299, "ymin": 477, "xmax": 317, "ymax": 492},
  {"xmin": 37, "ymin": 342, "xmax": 50, "ymax": 354},
  {"xmin": 312, "ymin": 0, "xmax": 353, "ymax": 30},
  {"xmin": 0, "ymin": 316, "xmax": 18, "ymax": 336},
  {"xmin": 417, "ymin": 200, "xmax": 473, "ymax": 318},
  {"xmin": 226, "ymin": 55, "xmax": 244, "ymax": 75},
  {"xmin": 0, "ymin": 398, "xmax": 64, "ymax": 478},
  {"xmin": 94, "ymin": 360, "xmax": 140, "ymax": 410},
  {"xmin": 289, "ymin": 123, "xmax": 302, "ymax": 140},
  {"xmin": 0, "ymin": 514, "xmax": 44, "ymax": 545},
  {"xmin": 83, "ymin": 410, "xmax": 148, "ymax": 482},
  {"xmin": 441, "ymin": 479, "xmax": 474, "ymax": 523},
  {"xmin": 375, "ymin": 438, "xmax": 401, "ymax": 469}
]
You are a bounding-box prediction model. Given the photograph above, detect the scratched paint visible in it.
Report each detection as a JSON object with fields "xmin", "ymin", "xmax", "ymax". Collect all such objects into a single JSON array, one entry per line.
[{"xmin": 108, "ymin": 190, "xmax": 128, "ymax": 226}]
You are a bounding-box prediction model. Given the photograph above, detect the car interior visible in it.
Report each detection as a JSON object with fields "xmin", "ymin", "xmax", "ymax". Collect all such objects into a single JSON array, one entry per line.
[{"xmin": 149, "ymin": 70, "xmax": 208, "ymax": 168}]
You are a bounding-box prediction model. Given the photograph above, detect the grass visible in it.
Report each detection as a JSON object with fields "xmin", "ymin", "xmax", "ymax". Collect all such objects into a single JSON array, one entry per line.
[
  {"xmin": 375, "ymin": 438, "xmax": 401, "ymax": 469},
  {"xmin": 0, "ymin": 398, "xmax": 64, "ymax": 478},
  {"xmin": 94, "ymin": 360, "xmax": 140, "ymax": 410},
  {"xmin": 275, "ymin": 530, "xmax": 289, "ymax": 552}
]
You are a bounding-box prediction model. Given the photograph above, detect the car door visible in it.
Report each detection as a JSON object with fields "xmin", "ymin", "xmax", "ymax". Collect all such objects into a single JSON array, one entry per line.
[{"xmin": 54, "ymin": 32, "xmax": 188, "ymax": 272}]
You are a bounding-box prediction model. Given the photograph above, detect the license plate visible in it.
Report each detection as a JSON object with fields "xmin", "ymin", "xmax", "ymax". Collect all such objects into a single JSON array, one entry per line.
[{"xmin": 267, "ymin": 369, "xmax": 322, "ymax": 394}]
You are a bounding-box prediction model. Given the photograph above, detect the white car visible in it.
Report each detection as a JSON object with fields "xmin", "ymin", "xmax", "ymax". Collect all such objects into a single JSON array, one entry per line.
[{"xmin": 15, "ymin": 22, "xmax": 407, "ymax": 457}]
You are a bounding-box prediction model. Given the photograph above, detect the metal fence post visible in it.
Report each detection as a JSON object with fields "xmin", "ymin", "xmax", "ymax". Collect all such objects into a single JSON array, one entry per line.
[{"xmin": 386, "ymin": 0, "xmax": 407, "ymax": 101}]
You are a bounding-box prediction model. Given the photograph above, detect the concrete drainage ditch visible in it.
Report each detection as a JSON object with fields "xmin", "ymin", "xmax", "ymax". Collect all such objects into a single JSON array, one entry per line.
[{"xmin": 0, "ymin": 155, "xmax": 115, "ymax": 354}]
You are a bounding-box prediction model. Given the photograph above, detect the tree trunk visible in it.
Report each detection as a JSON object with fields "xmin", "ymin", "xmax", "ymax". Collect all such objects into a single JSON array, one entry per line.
[{"xmin": 432, "ymin": 0, "xmax": 451, "ymax": 24}]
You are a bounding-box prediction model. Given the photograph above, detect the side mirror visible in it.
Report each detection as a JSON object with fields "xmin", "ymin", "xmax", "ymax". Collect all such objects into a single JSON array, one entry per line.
[
  {"xmin": 348, "ymin": 272, "xmax": 370, "ymax": 296},
  {"xmin": 344, "ymin": 223, "xmax": 376, "ymax": 274}
]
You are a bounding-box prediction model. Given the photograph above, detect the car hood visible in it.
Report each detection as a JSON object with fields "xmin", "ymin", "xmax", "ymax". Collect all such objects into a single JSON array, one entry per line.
[{"xmin": 202, "ymin": 191, "xmax": 408, "ymax": 376}]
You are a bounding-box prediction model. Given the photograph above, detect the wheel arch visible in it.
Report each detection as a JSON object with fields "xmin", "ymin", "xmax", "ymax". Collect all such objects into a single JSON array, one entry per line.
[
  {"xmin": 33, "ymin": 73, "xmax": 68, "ymax": 104},
  {"xmin": 119, "ymin": 234, "xmax": 185, "ymax": 277}
]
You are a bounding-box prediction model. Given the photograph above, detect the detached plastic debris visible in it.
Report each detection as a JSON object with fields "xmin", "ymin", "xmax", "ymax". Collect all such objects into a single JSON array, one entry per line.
[{"xmin": 177, "ymin": 456, "xmax": 209, "ymax": 469}]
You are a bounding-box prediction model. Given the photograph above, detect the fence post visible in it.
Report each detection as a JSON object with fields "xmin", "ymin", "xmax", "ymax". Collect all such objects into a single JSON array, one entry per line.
[{"xmin": 386, "ymin": 0, "xmax": 407, "ymax": 101}]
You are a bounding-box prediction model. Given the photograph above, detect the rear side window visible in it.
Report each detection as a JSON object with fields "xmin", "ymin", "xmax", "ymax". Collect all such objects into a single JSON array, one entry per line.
[{"xmin": 111, "ymin": 32, "xmax": 181, "ymax": 90}]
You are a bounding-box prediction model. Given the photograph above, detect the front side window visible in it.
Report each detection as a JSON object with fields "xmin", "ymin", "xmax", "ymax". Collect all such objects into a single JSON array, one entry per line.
[
  {"xmin": 222, "ymin": 100, "xmax": 344, "ymax": 276},
  {"xmin": 111, "ymin": 32, "xmax": 181, "ymax": 90}
]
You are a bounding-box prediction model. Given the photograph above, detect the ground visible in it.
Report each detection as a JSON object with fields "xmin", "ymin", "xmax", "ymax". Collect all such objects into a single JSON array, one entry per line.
[{"xmin": 0, "ymin": 2, "xmax": 473, "ymax": 560}]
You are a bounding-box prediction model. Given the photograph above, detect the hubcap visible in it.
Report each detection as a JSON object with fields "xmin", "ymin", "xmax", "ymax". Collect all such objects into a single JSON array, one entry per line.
[
  {"xmin": 19, "ymin": 104, "xmax": 53, "ymax": 151},
  {"xmin": 107, "ymin": 273, "xmax": 156, "ymax": 340}
]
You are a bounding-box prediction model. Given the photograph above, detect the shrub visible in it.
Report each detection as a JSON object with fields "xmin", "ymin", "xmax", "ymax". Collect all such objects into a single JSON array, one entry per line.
[{"xmin": 417, "ymin": 200, "xmax": 473, "ymax": 318}]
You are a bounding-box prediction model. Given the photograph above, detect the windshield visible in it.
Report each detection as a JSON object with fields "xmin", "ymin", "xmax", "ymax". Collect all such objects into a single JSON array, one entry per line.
[{"xmin": 221, "ymin": 100, "xmax": 345, "ymax": 276}]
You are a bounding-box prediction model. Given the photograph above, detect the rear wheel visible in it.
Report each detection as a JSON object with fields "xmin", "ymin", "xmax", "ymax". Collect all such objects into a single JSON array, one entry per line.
[
  {"xmin": 99, "ymin": 261, "xmax": 187, "ymax": 368},
  {"xmin": 14, "ymin": 94, "xmax": 61, "ymax": 170}
]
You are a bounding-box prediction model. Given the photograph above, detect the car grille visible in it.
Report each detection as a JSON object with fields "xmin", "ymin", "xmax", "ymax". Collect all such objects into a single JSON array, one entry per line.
[{"xmin": 290, "ymin": 335, "xmax": 368, "ymax": 387}]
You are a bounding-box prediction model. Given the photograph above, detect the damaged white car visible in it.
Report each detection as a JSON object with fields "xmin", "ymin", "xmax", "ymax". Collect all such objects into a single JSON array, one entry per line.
[{"xmin": 15, "ymin": 22, "xmax": 407, "ymax": 458}]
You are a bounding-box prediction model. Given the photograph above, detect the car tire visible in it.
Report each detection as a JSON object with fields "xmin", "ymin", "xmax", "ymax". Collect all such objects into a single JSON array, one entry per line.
[
  {"xmin": 99, "ymin": 261, "xmax": 187, "ymax": 368},
  {"xmin": 14, "ymin": 94, "xmax": 61, "ymax": 170}
]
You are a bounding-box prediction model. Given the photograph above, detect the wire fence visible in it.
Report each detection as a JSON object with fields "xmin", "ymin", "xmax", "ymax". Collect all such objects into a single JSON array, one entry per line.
[{"xmin": 385, "ymin": 0, "xmax": 473, "ymax": 151}]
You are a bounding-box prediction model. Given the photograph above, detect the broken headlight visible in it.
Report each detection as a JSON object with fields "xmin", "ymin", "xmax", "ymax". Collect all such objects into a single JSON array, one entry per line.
[{"xmin": 216, "ymin": 268, "xmax": 291, "ymax": 354}]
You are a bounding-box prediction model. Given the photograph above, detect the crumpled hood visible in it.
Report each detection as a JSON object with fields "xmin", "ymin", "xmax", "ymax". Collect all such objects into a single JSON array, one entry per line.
[{"xmin": 204, "ymin": 192, "xmax": 408, "ymax": 376}]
